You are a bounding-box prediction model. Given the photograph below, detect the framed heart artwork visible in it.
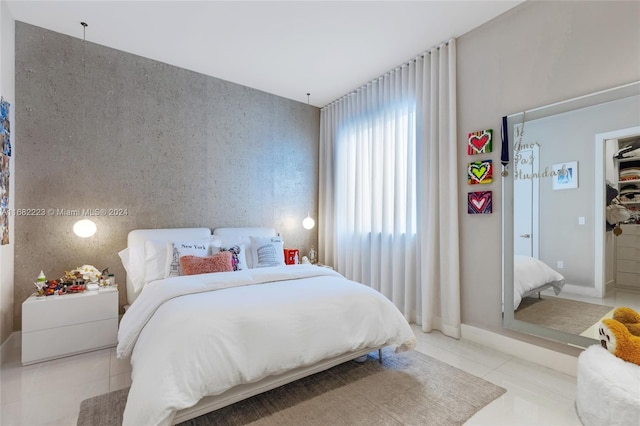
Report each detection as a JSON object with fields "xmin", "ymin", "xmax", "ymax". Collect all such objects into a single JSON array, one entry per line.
[
  {"xmin": 467, "ymin": 129, "xmax": 492, "ymax": 155},
  {"xmin": 467, "ymin": 160, "xmax": 492, "ymax": 185},
  {"xmin": 468, "ymin": 191, "xmax": 492, "ymax": 214}
]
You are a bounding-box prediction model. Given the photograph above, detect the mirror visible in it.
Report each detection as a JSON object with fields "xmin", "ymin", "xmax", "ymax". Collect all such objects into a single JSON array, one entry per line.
[{"xmin": 502, "ymin": 81, "xmax": 640, "ymax": 348}]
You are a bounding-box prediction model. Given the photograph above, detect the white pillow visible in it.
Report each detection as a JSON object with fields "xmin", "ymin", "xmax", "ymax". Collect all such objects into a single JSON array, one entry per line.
[
  {"xmin": 167, "ymin": 240, "xmax": 211, "ymax": 277},
  {"xmin": 144, "ymin": 240, "xmax": 172, "ymax": 284},
  {"xmin": 209, "ymin": 235, "xmax": 222, "ymax": 253},
  {"xmin": 118, "ymin": 246, "xmax": 145, "ymax": 294},
  {"xmin": 249, "ymin": 236, "xmax": 285, "ymax": 268}
]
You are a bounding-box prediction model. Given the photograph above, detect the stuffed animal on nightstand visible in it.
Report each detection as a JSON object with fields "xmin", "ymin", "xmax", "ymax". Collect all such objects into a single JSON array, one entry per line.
[
  {"xmin": 599, "ymin": 318, "xmax": 640, "ymax": 366},
  {"xmin": 613, "ymin": 307, "xmax": 640, "ymax": 336}
]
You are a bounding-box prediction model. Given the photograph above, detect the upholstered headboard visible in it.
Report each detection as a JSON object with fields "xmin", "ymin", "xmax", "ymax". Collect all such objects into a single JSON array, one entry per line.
[
  {"xmin": 123, "ymin": 227, "xmax": 277, "ymax": 306},
  {"xmin": 213, "ymin": 227, "xmax": 276, "ymax": 244},
  {"xmin": 125, "ymin": 228, "xmax": 211, "ymax": 305}
]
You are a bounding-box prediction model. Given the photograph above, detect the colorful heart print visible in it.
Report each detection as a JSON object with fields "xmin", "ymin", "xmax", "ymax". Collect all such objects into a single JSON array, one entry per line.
[
  {"xmin": 468, "ymin": 160, "xmax": 492, "ymax": 184},
  {"xmin": 468, "ymin": 191, "xmax": 492, "ymax": 214},
  {"xmin": 467, "ymin": 129, "xmax": 492, "ymax": 155}
]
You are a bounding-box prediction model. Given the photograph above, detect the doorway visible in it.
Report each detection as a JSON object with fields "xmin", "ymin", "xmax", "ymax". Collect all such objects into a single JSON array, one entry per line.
[
  {"xmin": 595, "ymin": 126, "xmax": 640, "ymax": 297},
  {"xmin": 513, "ymin": 145, "xmax": 539, "ymax": 258}
]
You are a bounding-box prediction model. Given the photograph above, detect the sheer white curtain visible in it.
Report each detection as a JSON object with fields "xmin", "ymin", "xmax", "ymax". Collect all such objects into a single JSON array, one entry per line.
[{"xmin": 319, "ymin": 39, "xmax": 460, "ymax": 337}]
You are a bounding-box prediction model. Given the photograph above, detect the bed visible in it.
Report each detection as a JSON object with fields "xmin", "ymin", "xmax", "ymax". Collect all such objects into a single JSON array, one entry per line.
[
  {"xmin": 513, "ymin": 255, "xmax": 565, "ymax": 310},
  {"xmin": 117, "ymin": 227, "xmax": 416, "ymax": 426}
]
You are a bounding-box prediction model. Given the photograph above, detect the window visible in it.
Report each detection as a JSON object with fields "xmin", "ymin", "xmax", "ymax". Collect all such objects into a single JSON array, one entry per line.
[{"xmin": 335, "ymin": 101, "xmax": 417, "ymax": 238}]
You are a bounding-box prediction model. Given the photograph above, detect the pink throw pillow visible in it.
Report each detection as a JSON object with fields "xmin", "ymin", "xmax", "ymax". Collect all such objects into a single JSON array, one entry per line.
[{"xmin": 179, "ymin": 252, "xmax": 233, "ymax": 276}]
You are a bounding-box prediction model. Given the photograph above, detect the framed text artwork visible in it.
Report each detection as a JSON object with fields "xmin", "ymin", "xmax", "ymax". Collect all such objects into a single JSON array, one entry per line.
[
  {"xmin": 467, "ymin": 160, "xmax": 492, "ymax": 185},
  {"xmin": 467, "ymin": 129, "xmax": 492, "ymax": 155},
  {"xmin": 468, "ymin": 191, "xmax": 492, "ymax": 214}
]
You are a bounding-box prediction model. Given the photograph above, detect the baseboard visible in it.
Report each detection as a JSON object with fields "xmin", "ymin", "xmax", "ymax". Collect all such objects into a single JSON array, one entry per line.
[
  {"xmin": 604, "ymin": 280, "xmax": 616, "ymax": 297},
  {"xmin": 461, "ymin": 324, "xmax": 578, "ymax": 377},
  {"xmin": 560, "ymin": 283, "xmax": 600, "ymax": 298}
]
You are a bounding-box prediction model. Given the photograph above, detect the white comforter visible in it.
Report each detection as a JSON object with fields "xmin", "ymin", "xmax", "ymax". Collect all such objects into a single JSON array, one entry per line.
[
  {"xmin": 514, "ymin": 255, "xmax": 565, "ymax": 309},
  {"xmin": 117, "ymin": 265, "xmax": 416, "ymax": 426}
]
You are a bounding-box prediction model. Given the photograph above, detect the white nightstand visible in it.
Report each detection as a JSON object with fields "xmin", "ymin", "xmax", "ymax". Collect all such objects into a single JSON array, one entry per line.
[{"xmin": 22, "ymin": 288, "xmax": 118, "ymax": 365}]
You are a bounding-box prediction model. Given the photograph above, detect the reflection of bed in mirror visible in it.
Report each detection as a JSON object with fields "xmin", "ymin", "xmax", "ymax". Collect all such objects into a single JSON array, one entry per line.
[{"xmin": 513, "ymin": 255, "xmax": 565, "ymax": 310}]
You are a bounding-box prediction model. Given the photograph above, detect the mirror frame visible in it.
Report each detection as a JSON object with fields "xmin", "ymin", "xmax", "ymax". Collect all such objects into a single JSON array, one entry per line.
[{"xmin": 502, "ymin": 81, "xmax": 640, "ymax": 348}]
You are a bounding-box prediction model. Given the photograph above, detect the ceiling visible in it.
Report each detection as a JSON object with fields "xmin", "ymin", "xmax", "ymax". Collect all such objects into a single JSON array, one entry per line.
[{"xmin": 6, "ymin": 1, "xmax": 523, "ymax": 107}]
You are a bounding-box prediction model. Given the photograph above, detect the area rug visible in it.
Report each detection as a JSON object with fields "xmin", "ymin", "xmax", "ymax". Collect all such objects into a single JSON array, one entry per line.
[
  {"xmin": 515, "ymin": 296, "xmax": 614, "ymax": 335},
  {"xmin": 78, "ymin": 349, "xmax": 505, "ymax": 426}
]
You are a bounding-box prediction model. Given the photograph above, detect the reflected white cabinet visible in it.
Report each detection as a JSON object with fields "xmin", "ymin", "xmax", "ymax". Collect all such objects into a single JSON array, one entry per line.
[
  {"xmin": 616, "ymin": 224, "xmax": 640, "ymax": 290},
  {"xmin": 22, "ymin": 289, "xmax": 118, "ymax": 365}
]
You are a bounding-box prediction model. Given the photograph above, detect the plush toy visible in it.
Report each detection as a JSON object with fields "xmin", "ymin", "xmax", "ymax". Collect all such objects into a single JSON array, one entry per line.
[
  {"xmin": 612, "ymin": 306, "xmax": 640, "ymax": 336},
  {"xmin": 599, "ymin": 318, "xmax": 640, "ymax": 366}
]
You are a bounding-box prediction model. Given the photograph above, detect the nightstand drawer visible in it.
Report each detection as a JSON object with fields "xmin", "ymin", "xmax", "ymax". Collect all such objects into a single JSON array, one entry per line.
[
  {"xmin": 22, "ymin": 289, "xmax": 119, "ymax": 365},
  {"xmin": 22, "ymin": 318, "xmax": 117, "ymax": 365},
  {"xmin": 22, "ymin": 291, "xmax": 117, "ymax": 332}
]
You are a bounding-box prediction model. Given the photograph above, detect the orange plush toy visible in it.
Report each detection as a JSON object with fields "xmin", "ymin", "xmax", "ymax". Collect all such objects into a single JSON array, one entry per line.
[
  {"xmin": 599, "ymin": 318, "xmax": 640, "ymax": 366},
  {"xmin": 613, "ymin": 307, "xmax": 640, "ymax": 336}
]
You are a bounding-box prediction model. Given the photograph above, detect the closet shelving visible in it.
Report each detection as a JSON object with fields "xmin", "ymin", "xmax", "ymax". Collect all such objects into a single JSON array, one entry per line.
[{"xmin": 615, "ymin": 144, "xmax": 640, "ymax": 208}]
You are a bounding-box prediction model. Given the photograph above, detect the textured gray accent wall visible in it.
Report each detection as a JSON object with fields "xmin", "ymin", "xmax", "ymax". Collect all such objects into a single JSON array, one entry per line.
[{"xmin": 14, "ymin": 22, "xmax": 319, "ymax": 329}]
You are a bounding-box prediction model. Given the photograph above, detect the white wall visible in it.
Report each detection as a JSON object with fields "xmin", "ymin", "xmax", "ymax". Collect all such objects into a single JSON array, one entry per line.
[
  {"xmin": 0, "ymin": 0, "xmax": 15, "ymax": 345},
  {"xmin": 529, "ymin": 96, "xmax": 639, "ymax": 289},
  {"xmin": 457, "ymin": 1, "xmax": 640, "ymax": 353}
]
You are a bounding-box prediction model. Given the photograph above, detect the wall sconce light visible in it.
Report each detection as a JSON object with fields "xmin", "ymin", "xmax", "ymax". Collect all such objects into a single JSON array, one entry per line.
[
  {"xmin": 302, "ymin": 212, "xmax": 315, "ymax": 230},
  {"xmin": 73, "ymin": 219, "xmax": 96, "ymax": 238}
]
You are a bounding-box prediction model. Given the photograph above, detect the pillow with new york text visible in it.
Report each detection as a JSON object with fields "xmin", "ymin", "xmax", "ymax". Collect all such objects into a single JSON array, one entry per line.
[
  {"xmin": 249, "ymin": 236, "xmax": 285, "ymax": 268},
  {"xmin": 168, "ymin": 240, "xmax": 211, "ymax": 277}
]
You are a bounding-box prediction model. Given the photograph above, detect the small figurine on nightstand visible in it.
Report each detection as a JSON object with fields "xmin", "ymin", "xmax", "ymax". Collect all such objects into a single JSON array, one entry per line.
[
  {"xmin": 34, "ymin": 271, "xmax": 46, "ymax": 297},
  {"xmin": 308, "ymin": 246, "xmax": 317, "ymax": 265}
]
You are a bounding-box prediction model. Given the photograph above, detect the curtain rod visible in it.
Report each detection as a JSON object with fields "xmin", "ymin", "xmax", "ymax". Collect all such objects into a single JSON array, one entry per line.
[{"xmin": 321, "ymin": 38, "xmax": 453, "ymax": 109}]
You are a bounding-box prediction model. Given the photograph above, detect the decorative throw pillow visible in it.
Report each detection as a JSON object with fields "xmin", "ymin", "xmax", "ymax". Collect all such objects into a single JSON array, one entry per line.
[
  {"xmin": 168, "ymin": 240, "xmax": 210, "ymax": 277},
  {"xmin": 179, "ymin": 252, "xmax": 233, "ymax": 276},
  {"xmin": 218, "ymin": 244, "xmax": 249, "ymax": 271},
  {"xmin": 249, "ymin": 236, "xmax": 285, "ymax": 268}
]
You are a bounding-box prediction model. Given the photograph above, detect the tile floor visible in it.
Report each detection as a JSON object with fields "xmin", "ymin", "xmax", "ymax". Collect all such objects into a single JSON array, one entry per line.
[{"xmin": 0, "ymin": 323, "xmax": 582, "ymax": 426}]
